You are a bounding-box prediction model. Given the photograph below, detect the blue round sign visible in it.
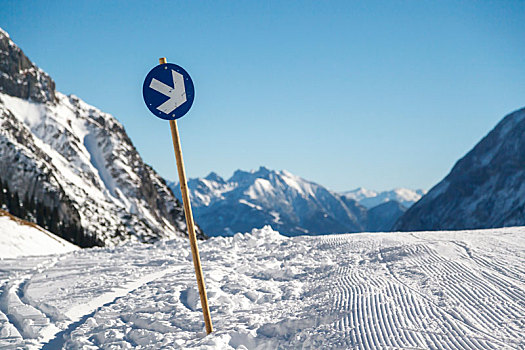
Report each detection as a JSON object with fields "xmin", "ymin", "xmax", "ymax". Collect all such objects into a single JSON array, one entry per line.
[{"xmin": 142, "ymin": 63, "xmax": 195, "ymax": 120}]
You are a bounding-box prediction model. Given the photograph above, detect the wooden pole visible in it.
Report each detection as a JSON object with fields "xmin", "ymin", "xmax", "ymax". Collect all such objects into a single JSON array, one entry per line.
[{"xmin": 159, "ymin": 57, "xmax": 213, "ymax": 334}]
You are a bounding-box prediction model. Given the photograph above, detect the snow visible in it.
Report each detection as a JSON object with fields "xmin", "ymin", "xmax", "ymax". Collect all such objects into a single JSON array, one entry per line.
[
  {"xmin": 0, "ymin": 225, "xmax": 523, "ymax": 349},
  {"xmin": 83, "ymin": 132, "xmax": 118, "ymax": 198},
  {"xmin": 342, "ymin": 187, "xmax": 427, "ymax": 208},
  {"xmin": 0, "ymin": 212, "xmax": 78, "ymax": 259},
  {"xmin": 238, "ymin": 199, "xmax": 263, "ymax": 211},
  {"xmin": 0, "ymin": 27, "xmax": 9, "ymax": 38},
  {"xmin": 246, "ymin": 178, "xmax": 275, "ymax": 200},
  {"xmin": 0, "ymin": 94, "xmax": 47, "ymax": 128}
]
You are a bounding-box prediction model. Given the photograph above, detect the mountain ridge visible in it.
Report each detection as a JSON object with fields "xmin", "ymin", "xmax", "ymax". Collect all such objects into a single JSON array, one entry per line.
[{"xmin": 169, "ymin": 166, "xmax": 423, "ymax": 236}]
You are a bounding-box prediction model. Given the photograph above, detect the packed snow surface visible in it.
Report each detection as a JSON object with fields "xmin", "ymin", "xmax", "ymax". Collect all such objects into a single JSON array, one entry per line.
[
  {"xmin": 0, "ymin": 226, "xmax": 523, "ymax": 349},
  {"xmin": 0, "ymin": 212, "xmax": 77, "ymax": 258}
]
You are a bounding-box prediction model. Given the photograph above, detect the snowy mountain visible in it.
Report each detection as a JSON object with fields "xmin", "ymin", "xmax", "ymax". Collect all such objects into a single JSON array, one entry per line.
[
  {"xmin": 169, "ymin": 167, "xmax": 413, "ymax": 236},
  {"xmin": 0, "ymin": 226, "xmax": 523, "ymax": 348},
  {"xmin": 0, "ymin": 28, "xmax": 202, "ymax": 246},
  {"xmin": 341, "ymin": 187, "xmax": 426, "ymax": 208},
  {"xmin": 0, "ymin": 209, "xmax": 78, "ymax": 258},
  {"xmin": 170, "ymin": 167, "xmax": 366, "ymax": 236},
  {"xmin": 395, "ymin": 107, "xmax": 525, "ymax": 231}
]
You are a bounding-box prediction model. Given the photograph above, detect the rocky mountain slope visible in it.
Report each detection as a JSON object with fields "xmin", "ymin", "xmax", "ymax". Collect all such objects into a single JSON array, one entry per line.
[
  {"xmin": 366, "ymin": 201, "xmax": 407, "ymax": 232},
  {"xmin": 394, "ymin": 106, "xmax": 525, "ymax": 231},
  {"xmin": 169, "ymin": 167, "xmax": 417, "ymax": 236},
  {"xmin": 0, "ymin": 27, "xmax": 203, "ymax": 246}
]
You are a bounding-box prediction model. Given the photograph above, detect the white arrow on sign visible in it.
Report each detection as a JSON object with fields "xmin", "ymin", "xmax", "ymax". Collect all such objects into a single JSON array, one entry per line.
[{"xmin": 149, "ymin": 70, "xmax": 187, "ymax": 114}]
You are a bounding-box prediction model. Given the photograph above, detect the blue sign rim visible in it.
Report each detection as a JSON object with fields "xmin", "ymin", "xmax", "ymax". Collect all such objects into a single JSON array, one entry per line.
[{"xmin": 142, "ymin": 63, "xmax": 195, "ymax": 121}]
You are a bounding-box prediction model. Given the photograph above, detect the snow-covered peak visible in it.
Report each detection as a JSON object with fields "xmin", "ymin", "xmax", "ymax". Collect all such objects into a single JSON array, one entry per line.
[
  {"xmin": 225, "ymin": 167, "xmax": 320, "ymax": 202},
  {"xmin": 175, "ymin": 167, "xmax": 321, "ymax": 209},
  {"xmin": 254, "ymin": 165, "xmax": 271, "ymax": 174},
  {"xmin": 342, "ymin": 187, "xmax": 426, "ymax": 209},
  {"xmin": 229, "ymin": 166, "xmax": 274, "ymax": 184},
  {"xmin": 204, "ymin": 171, "xmax": 225, "ymax": 184},
  {"xmin": 342, "ymin": 187, "xmax": 379, "ymax": 202}
]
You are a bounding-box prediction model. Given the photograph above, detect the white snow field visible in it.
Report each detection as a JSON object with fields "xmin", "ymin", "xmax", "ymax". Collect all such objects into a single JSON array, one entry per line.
[
  {"xmin": 0, "ymin": 210, "xmax": 78, "ymax": 258},
  {"xmin": 0, "ymin": 226, "xmax": 523, "ymax": 349}
]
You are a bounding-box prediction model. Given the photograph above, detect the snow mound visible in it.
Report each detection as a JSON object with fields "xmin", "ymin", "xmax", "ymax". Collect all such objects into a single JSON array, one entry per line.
[
  {"xmin": 0, "ymin": 211, "xmax": 78, "ymax": 258},
  {"xmin": 233, "ymin": 225, "xmax": 284, "ymax": 244}
]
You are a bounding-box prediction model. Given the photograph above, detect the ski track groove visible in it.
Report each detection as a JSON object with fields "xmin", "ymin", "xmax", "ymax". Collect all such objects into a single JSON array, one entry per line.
[
  {"xmin": 0, "ymin": 256, "xmax": 63, "ymax": 348},
  {"xmin": 39, "ymin": 265, "xmax": 180, "ymax": 349},
  {"xmin": 387, "ymin": 243, "xmax": 520, "ymax": 348}
]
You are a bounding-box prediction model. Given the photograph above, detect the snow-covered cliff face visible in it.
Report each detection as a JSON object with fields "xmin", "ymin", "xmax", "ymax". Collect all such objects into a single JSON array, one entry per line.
[
  {"xmin": 169, "ymin": 167, "xmax": 411, "ymax": 236},
  {"xmin": 394, "ymin": 107, "xmax": 525, "ymax": 231},
  {"xmin": 0, "ymin": 28, "xmax": 203, "ymax": 246}
]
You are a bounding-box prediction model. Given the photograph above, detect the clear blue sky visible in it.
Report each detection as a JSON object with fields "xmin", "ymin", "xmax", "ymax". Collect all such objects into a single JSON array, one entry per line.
[{"xmin": 2, "ymin": 1, "xmax": 524, "ymax": 191}]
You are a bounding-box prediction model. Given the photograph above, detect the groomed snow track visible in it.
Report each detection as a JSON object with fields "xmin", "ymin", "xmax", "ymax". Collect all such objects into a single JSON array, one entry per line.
[
  {"xmin": 307, "ymin": 234, "xmax": 523, "ymax": 349},
  {"xmin": 0, "ymin": 226, "xmax": 523, "ymax": 349}
]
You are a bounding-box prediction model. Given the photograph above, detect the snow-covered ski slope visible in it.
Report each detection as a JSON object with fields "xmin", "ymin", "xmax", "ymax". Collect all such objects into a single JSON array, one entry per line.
[{"xmin": 0, "ymin": 226, "xmax": 523, "ymax": 349}]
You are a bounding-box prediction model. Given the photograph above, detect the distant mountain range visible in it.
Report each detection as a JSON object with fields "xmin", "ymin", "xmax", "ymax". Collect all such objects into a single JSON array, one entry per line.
[
  {"xmin": 394, "ymin": 106, "xmax": 525, "ymax": 231},
  {"xmin": 169, "ymin": 167, "xmax": 424, "ymax": 236},
  {"xmin": 0, "ymin": 27, "xmax": 202, "ymax": 247},
  {"xmin": 341, "ymin": 188, "xmax": 426, "ymax": 209}
]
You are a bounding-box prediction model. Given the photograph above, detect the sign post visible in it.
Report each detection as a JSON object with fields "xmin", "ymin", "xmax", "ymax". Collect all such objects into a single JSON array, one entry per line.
[{"xmin": 143, "ymin": 57, "xmax": 213, "ymax": 334}]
